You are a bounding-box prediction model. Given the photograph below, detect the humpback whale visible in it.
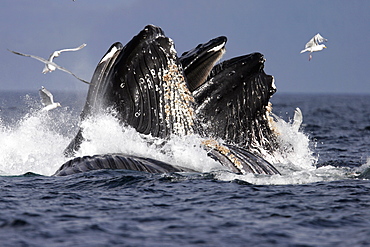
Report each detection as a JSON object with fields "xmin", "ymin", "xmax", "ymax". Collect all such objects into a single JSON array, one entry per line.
[{"xmin": 55, "ymin": 25, "xmax": 280, "ymax": 176}]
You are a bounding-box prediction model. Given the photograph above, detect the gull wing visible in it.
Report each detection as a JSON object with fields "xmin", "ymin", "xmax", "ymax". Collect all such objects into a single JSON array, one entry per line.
[
  {"xmin": 313, "ymin": 33, "xmax": 327, "ymax": 44},
  {"xmin": 55, "ymin": 43, "xmax": 87, "ymax": 54},
  {"xmin": 52, "ymin": 63, "xmax": 91, "ymax": 84},
  {"xmin": 9, "ymin": 49, "xmax": 56, "ymax": 74},
  {"xmin": 304, "ymin": 36, "xmax": 317, "ymax": 49},
  {"xmin": 305, "ymin": 33, "xmax": 327, "ymax": 49},
  {"xmin": 8, "ymin": 49, "xmax": 50, "ymax": 64},
  {"xmin": 49, "ymin": 43, "xmax": 87, "ymax": 60},
  {"xmin": 39, "ymin": 86, "xmax": 54, "ymax": 106}
]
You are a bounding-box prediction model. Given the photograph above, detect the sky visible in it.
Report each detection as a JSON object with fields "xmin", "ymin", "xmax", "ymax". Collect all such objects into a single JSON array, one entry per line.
[{"xmin": 0, "ymin": 0, "xmax": 369, "ymax": 95}]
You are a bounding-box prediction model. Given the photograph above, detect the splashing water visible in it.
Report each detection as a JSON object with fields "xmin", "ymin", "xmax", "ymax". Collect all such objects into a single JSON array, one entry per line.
[
  {"xmin": 75, "ymin": 113, "xmax": 224, "ymax": 173},
  {"xmin": 0, "ymin": 96, "xmax": 363, "ymax": 184},
  {"xmin": 271, "ymin": 110, "xmax": 318, "ymax": 172},
  {"xmin": 215, "ymin": 109, "xmax": 360, "ymax": 185},
  {"xmin": 0, "ymin": 111, "xmax": 72, "ymax": 175}
]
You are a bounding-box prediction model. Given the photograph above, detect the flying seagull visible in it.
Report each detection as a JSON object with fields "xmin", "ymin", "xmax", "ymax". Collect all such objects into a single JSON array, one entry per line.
[
  {"xmin": 39, "ymin": 86, "xmax": 61, "ymax": 111},
  {"xmin": 300, "ymin": 33, "xmax": 327, "ymax": 61},
  {"xmin": 8, "ymin": 45, "xmax": 91, "ymax": 84}
]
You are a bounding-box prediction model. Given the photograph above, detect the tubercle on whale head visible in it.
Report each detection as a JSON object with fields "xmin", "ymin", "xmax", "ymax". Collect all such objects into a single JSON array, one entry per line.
[
  {"xmin": 161, "ymin": 61, "xmax": 196, "ymax": 136},
  {"xmin": 266, "ymin": 101, "xmax": 279, "ymax": 136}
]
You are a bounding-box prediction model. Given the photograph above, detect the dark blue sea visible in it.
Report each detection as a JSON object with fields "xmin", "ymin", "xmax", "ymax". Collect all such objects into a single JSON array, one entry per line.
[{"xmin": 1, "ymin": 91, "xmax": 370, "ymax": 247}]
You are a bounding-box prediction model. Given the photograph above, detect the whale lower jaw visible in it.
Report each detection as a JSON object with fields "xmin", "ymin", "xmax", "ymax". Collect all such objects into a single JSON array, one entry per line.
[
  {"xmin": 54, "ymin": 154, "xmax": 195, "ymax": 176},
  {"xmin": 59, "ymin": 25, "xmax": 280, "ymax": 176}
]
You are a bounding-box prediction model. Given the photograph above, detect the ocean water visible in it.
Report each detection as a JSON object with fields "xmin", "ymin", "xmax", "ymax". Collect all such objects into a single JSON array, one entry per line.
[{"xmin": 1, "ymin": 91, "xmax": 370, "ymax": 247}]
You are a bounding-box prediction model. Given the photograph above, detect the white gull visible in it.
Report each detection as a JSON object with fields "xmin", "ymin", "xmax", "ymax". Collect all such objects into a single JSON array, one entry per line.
[
  {"xmin": 300, "ymin": 33, "xmax": 327, "ymax": 61},
  {"xmin": 8, "ymin": 44, "xmax": 90, "ymax": 84},
  {"xmin": 39, "ymin": 86, "xmax": 61, "ymax": 111}
]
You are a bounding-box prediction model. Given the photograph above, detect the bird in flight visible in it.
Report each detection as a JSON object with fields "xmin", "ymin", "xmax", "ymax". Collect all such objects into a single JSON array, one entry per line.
[
  {"xmin": 39, "ymin": 86, "xmax": 61, "ymax": 111},
  {"xmin": 8, "ymin": 44, "xmax": 91, "ymax": 84},
  {"xmin": 300, "ymin": 33, "xmax": 327, "ymax": 61}
]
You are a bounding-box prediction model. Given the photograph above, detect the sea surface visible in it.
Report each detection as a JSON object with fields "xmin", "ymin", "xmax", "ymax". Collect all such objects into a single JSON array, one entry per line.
[{"xmin": 1, "ymin": 91, "xmax": 370, "ymax": 247}]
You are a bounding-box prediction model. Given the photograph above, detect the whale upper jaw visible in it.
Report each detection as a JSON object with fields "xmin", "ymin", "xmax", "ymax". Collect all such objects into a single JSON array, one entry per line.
[
  {"xmin": 179, "ymin": 36, "xmax": 227, "ymax": 92},
  {"xmin": 62, "ymin": 24, "xmax": 280, "ymax": 176}
]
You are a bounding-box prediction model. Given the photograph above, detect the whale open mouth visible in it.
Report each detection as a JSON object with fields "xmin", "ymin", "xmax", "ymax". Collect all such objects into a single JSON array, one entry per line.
[{"xmin": 179, "ymin": 36, "xmax": 227, "ymax": 91}]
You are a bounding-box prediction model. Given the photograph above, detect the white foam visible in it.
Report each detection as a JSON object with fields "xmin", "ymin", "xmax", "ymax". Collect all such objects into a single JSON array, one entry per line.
[
  {"xmin": 0, "ymin": 111, "xmax": 72, "ymax": 176},
  {"xmin": 0, "ymin": 104, "xmax": 357, "ymax": 184},
  {"xmin": 269, "ymin": 111, "xmax": 318, "ymax": 172},
  {"xmin": 76, "ymin": 113, "xmax": 223, "ymax": 173},
  {"xmin": 215, "ymin": 165, "xmax": 350, "ymax": 185}
]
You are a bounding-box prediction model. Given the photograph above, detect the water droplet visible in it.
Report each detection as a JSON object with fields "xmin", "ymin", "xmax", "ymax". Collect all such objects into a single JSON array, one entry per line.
[
  {"xmin": 120, "ymin": 83, "xmax": 125, "ymax": 88},
  {"xmin": 135, "ymin": 112, "xmax": 141, "ymax": 117}
]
